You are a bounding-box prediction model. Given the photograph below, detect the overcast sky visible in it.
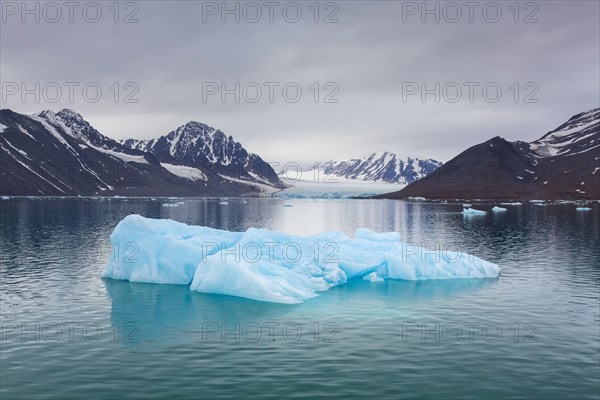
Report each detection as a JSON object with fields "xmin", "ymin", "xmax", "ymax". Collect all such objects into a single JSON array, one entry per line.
[{"xmin": 1, "ymin": 0, "xmax": 599, "ymax": 164}]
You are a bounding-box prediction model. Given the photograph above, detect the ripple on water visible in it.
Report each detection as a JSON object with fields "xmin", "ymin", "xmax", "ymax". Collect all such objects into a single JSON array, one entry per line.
[{"xmin": 1, "ymin": 199, "xmax": 598, "ymax": 399}]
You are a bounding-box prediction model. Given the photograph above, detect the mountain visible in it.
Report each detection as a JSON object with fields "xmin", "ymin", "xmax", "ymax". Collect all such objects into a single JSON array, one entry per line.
[
  {"xmin": 374, "ymin": 108, "xmax": 600, "ymax": 200},
  {"xmin": 122, "ymin": 122, "xmax": 284, "ymax": 188},
  {"xmin": 307, "ymin": 152, "xmax": 442, "ymax": 184},
  {"xmin": 0, "ymin": 109, "xmax": 274, "ymax": 196}
]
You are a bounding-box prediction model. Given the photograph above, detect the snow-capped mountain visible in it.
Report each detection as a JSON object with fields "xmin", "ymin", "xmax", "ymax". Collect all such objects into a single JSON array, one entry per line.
[
  {"xmin": 37, "ymin": 109, "xmax": 175, "ymax": 167},
  {"xmin": 0, "ymin": 109, "xmax": 273, "ymax": 196},
  {"xmin": 377, "ymin": 107, "xmax": 600, "ymax": 200},
  {"xmin": 308, "ymin": 152, "xmax": 442, "ymax": 184},
  {"xmin": 122, "ymin": 122, "xmax": 284, "ymax": 188},
  {"xmin": 529, "ymin": 108, "xmax": 599, "ymax": 158}
]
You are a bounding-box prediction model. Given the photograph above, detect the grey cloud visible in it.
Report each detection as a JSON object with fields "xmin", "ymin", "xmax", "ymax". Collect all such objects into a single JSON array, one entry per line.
[{"xmin": 1, "ymin": 0, "xmax": 598, "ymax": 164}]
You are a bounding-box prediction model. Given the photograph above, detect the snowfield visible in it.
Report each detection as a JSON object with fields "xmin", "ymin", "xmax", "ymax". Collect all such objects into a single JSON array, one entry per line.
[{"xmin": 161, "ymin": 163, "xmax": 207, "ymax": 181}]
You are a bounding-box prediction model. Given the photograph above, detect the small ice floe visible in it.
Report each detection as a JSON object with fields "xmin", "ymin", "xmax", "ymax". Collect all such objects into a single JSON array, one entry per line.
[
  {"xmin": 576, "ymin": 207, "xmax": 592, "ymax": 211},
  {"xmin": 1, "ymin": 196, "xmax": 10, "ymax": 200},
  {"xmin": 491, "ymin": 206, "xmax": 507, "ymax": 212},
  {"xmin": 463, "ymin": 205, "xmax": 486, "ymax": 216},
  {"xmin": 363, "ymin": 272, "xmax": 385, "ymax": 282},
  {"xmin": 283, "ymin": 203, "xmax": 293, "ymax": 207},
  {"xmin": 163, "ymin": 201, "xmax": 184, "ymax": 207},
  {"xmin": 218, "ymin": 200, "xmax": 229, "ymax": 205}
]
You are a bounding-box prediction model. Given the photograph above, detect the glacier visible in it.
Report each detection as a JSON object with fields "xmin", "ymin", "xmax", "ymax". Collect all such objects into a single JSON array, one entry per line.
[{"xmin": 102, "ymin": 215, "xmax": 500, "ymax": 304}]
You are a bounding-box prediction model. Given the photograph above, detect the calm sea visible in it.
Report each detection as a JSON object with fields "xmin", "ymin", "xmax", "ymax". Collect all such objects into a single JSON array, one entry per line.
[{"xmin": 1, "ymin": 198, "xmax": 598, "ymax": 399}]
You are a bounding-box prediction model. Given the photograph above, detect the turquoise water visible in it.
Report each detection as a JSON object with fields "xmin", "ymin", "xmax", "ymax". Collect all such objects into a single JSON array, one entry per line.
[{"xmin": 1, "ymin": 198, "xmax": 598, "ymax": 399}]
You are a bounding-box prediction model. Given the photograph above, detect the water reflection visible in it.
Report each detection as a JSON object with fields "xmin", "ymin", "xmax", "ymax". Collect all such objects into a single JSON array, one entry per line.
[
  {"xmin": 326, "ymin": 277, "xmax": 499, "ymax": 304},
  {"xmin": 1, "ymin": 198, "xmax": 598, "ymax": 399},
  {"xmin": 103, "ymin": 279, "xmax": 297, "ymax": 346},
  {"xmin": 103, "ymin": 276, "xmax": 499, "ymax": 346}
]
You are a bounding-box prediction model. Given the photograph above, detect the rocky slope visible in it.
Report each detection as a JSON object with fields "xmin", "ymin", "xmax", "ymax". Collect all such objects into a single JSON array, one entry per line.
[
  {"xmin": 122, "ymin": 122, "xmax": 284, "ymax": 188},
  {"xmin": 375, "ymin": 108, "xmax": 600, "ymax": 200},
  {"xmin": 308, "ymin": 152, "xmax": 442, "ymax": 184},
  {"xmin": 0, "ymin": 109, "xmax": 273, "ymax": 196}
]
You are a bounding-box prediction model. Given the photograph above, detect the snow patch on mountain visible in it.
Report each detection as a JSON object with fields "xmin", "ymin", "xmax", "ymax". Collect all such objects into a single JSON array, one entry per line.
[
  {"xmin": 162, "ymin": 163, "xmax": 207, "ymax": 181},
  {"xmin": 99, "ymin": 147, "xmax": 150, "ymax": 164}
]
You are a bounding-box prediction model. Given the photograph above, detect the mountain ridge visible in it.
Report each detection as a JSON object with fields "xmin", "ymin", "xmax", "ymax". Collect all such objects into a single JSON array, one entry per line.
[
  {"xmin": 121, "ymin": 121, "xmax": 284, "ymax": 188},
  {"xmin": 307, "ymin": 152, "xmax": 442, "ymax": 184},
  {"xmin": 0, "ymin": 108, "xmax": 280, "ymax": 196},
  {"xmin": 374, "ymin": 108, "xmax": 600, "ymax": 200}
]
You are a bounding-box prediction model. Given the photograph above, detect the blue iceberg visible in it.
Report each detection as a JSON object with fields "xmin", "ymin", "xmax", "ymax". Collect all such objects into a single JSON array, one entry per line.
[
  {"xmin": 102, "ymin": 215, "xmax": 500, "ymax": 304},
  {"xmin": 463, "ymin": 207, "xmax": 486, "ymax": 216}
]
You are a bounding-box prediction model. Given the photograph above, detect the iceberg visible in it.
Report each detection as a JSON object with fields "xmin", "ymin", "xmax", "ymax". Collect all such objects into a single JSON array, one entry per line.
[
  {"xmin": 162, "ymin": 202, "xmax": 184, "ymax": 207},
  {"xmin": 491, "ymin": 206, "xmax": 507, "ymax": 212},
  {"xmin": 102, "ymin": 215, "xmax": 500, "ymax": 304}
]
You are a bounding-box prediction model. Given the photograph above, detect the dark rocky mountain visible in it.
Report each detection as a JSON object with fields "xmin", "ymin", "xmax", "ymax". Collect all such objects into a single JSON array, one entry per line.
[
  {"xmin": 122, "ymin": 122, "xmax": 284, "ymax": 188},
  {"xmin": 0, "ymin": 109, "xmax": 273, "ymax": 197},
  {"xmin": 309, "ymin": 152, "xmax": 442, "ymax": 184},
  {"xmin": 375, "ymin": 108, "xmax": 600, "ymax": 200}
]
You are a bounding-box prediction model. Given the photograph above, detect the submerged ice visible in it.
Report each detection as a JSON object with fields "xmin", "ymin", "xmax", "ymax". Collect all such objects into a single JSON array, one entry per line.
[{"xmin": 102, "ymin": 215, "xmax": 500, "ymax": 304}]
